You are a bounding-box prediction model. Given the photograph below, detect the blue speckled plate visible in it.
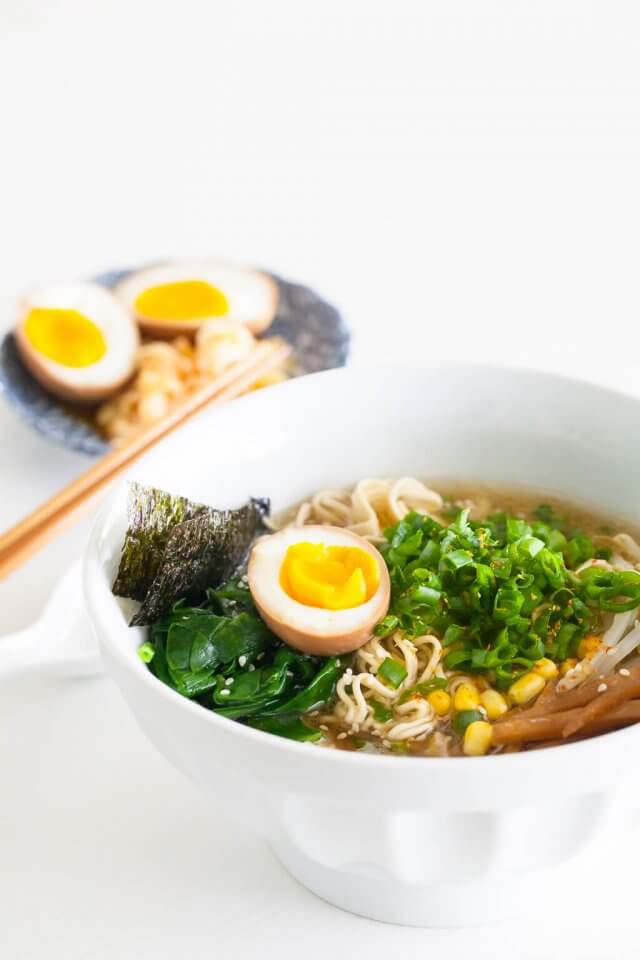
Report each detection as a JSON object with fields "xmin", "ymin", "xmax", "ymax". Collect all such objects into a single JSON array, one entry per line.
[{"xmin": 0, "ymin": 268, "xmax": 349, "ymax": 456}]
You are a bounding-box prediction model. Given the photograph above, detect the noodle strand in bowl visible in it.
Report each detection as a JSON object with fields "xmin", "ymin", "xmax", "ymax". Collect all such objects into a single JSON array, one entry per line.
[{"xmin": 280, "ymin": 477, "xmax": 444, "ymax": 542}]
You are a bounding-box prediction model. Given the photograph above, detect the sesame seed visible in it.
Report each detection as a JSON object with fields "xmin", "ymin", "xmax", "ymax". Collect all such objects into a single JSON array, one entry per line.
[
  {"xmin": 286, "ymin": 670, "xmax": 294, "ymax": 678},
  {"xmin": 382, "ymin": 739, "xmax": 391, "ymax": 749},
  {"xmin": 219, "ymin": 689, "xmax": 231, "ymax": 697},
  {"xmin": 248, "ymin": 664, "xmax": 256, "ymax": 672},
  {"xmin": 319, "ymin": 724, "xmax": 329, "ymax": 731},
  {"xmin": 238, "ymin": 655, "xmax": 247, "ymax": 667},
  {"xmin": 257, "ymin": 653, "xmax": 264, "ymax": 660},
  {"xmin": 224, "ymin": 677, "xmax": 234, "ymax": 686},
  {"xmin": 619, "ymin": 668, "xmax": 631, "ymax": 677},
  {"xmin": 607, "ymin": 648, "xmax": 617, "ymax": 656},
  {"xmin": 241, "ymin": 574, "xmax": 249, "ymax": 583},
  {"xmin": 336, "ymin": 732, "xmax": 347, "ymax": 740},
  {"xmin": 597, "ymin": 683, "xmax": 608, "ymax": 693}
]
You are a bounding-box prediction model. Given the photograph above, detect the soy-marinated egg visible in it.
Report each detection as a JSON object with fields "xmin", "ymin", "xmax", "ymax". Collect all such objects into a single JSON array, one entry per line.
[
  {"xmin": 115, "ymin": 261, "xmax": 278, "ymax": 338},
  {"xmin": 248, "ymin": 525, "xmax": 390, "ymax": 656},
  {"xmin": 15, "ymin": 282, "xmax": 139, "ymax": 403}
]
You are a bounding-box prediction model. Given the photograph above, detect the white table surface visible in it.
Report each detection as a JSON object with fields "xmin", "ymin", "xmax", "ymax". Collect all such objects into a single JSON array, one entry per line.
[{"xmin": 2, "ymin": 1, "xmax": 640, "ymax": 956}]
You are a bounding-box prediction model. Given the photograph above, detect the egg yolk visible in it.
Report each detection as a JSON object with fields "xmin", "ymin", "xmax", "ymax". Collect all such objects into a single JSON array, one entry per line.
[
  {"xmin": 24, "ymin": 308, "xmax": 107, "ymax": 367},
  {"xmin": 281, "ymin": 542, "xmax": 380, "ymax": 610},
  {"xmin": 134, "ymin": 280, "xmax": 229, "ymax": 321}
]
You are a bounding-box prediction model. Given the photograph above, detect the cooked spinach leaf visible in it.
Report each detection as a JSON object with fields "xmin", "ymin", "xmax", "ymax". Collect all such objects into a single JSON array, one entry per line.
[
  {"xmin": 255, "ymin": 656, "xmax": 345, "ymax": 717},
  {"xmin": 141, "ymin": 577, "xmax": 347, "ymax": 740},
  {"xmin": 248, "ymin": 716, "xmax": 323, "ymax": 742}
]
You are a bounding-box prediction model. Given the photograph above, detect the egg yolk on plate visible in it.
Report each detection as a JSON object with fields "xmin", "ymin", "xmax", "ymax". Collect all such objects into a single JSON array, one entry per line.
[
  {"xmin": 24, "ymin": 307, "xmax": 107, "ymax": 367},
  {"xmin": 134, "ymin": 280, "xmax": 229, "ymax": 321},
  {"xmin": 280, "ymin": 542, "xmax": 380, "ymax": 610}
]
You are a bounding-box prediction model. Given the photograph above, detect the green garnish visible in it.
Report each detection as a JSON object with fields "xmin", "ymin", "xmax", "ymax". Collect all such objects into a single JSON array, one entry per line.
[
  {"xmin": 452, "ymin": 709, "xmax": 483, "ymax": 734},
  {"xmin": 397, "ymin": 676, "xmax": 447, "ymax": 705},
  {"xmin": 579, "ymin": 567, "xmax": 640, "ymax": 612},
  {"xmin": 372, "ymin": 700, "xmax": 394, "ymax": 722},
  {"xmin": 377, "ymin": 657, "xmax": 408, "ymax": 688},
  {"xmin": 376, "ymin": 506, "xmax": 640, "ymax": 687},
  {"xmin": 137, "ymin": 641, "xmax": 155, "ymax": 663}
]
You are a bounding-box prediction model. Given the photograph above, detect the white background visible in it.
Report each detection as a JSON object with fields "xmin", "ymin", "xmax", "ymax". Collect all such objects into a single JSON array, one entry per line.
[{"xmin": 1, "ymin": 1, "xmax": 640, "ymax": 956}]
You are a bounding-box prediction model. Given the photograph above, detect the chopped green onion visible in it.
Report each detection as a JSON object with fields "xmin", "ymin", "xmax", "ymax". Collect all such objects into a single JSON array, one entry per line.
[
  {"xmin": 374, "ymin": 614, "xmax": 399, "ymax": 638},
  {"xmin": 398, "ymin": 676, "xmax": 448, "ymax": 704},
  {"xmin": 378, "ymin": 505, "xmax": 630, "ymax": 687},
  {"xmin": 453, "ymin": 709, "xmax": 483, "ymax": 734},
  {"xmin": 547, "ymin": 529, "xmax": 568, "ymax": 553},
  {"xmin": 443, "ymin": 624, "xmax": 466, "ymax": 647},
  {"xmin": 565, "ymin": 535, "xmax": 595, "ymax": 568},
  {"xmin": 372, "ymin": 700, "xmax": 394, "ymax": 723},
  {"xmin": 404, "ymin": 584, "xmax": 441, "ymax": 606},
  {"xmin": 377, "ymin": 657, "xmax": 408, "ymax": 688},
  {"xmin": 441, "ymin": 549, "xmax": 474, "ymax": 571},
  {"xmin": 137, "ymin": 641, "xmax": 155, "ymax": 663},
  {"xmin": 443, "ymin": 649, "xmax": 473, "ymax": 670},
  {"xmin": 493, "ymin": 586, "xmax": 525, "ymax": 622}
]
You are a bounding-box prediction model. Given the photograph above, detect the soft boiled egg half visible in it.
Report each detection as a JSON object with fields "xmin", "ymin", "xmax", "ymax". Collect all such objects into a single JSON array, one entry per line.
[
  {"xmin": 248, "ymin": 525, "xmax": 390, "ymax": 656},
  {"xmin": 115, "ymin": 261, "xmax": 278, "ymax": 338},
  {"xmin": 15, "ymin": 282, "xmax": 139, "ymax": 404}
]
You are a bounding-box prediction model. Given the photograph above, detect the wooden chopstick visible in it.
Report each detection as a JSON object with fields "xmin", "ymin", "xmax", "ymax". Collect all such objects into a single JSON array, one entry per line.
[{"xmin": 0, "ymin": 339, "xmax": 290, "ymax": 581}]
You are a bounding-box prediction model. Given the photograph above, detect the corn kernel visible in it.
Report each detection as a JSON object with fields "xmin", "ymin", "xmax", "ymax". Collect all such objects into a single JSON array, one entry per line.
[
  {"xmin": 453, "ymin": 683, "xmax": 480, "ymax": 712},
  {"xmin": 463, "ymin": 720, "xmax": 493, "ymax": 756},
  {"xmin": 427, "ymin": 690, "xmax": 451, "ymax": 716},
  {"xmin": 577, "ymin": 634, "xmax": 601, "ymax": 659},
  {"xmin": 560, "ymin": 658, "xmax": 578, "ymax": 677},
  {"xmin": 480, "ymin": 689, "xmax": 508, "ymax": 720},
  {"xmin": 508, "ymin": 671, "xmax": 546, "ymax": 706},
  {"xmin": 533, "ymin": 657, "xmax": 559, "ymax": 680}
]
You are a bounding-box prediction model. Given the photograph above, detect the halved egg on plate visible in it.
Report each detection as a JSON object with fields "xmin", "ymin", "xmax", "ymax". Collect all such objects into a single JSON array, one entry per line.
[
  {"xmin": 15, "ymin": 282, "xmax": 139, "ymax": 404},
  {"xmin": 248, "ymin": 525, "xmax": 390, "ymax": 655},
  {"xmin": 115, "ymin": 261, "xmax": 278, "ymax": 338}
]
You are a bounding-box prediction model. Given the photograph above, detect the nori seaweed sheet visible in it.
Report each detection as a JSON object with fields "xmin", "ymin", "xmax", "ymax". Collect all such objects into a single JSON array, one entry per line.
[
  {"xmin": 112, "ymin": 483, "xmax": 269, "ymax": 625},
  {"xmin": 112, "ymin": 483, "xmax": 208, "ymax": 601}
]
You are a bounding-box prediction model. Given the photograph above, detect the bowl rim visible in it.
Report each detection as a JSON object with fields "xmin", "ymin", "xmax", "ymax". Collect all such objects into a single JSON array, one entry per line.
[{"xmin": 83, "ymin": 361, "xmax": 640, "ymax": 771}]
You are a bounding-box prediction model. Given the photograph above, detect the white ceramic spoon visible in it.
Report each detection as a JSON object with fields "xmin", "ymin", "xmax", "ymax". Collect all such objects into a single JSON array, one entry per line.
[{"xmin": 0, "ymin": 563, "xmax": 101, "ymax": 680}]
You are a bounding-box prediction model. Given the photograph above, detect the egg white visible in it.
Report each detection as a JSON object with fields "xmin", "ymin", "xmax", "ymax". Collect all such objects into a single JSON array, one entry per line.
[
  {"xmin": 16, "ymin": 282, "xmax": 139, "ymax": 403},
  {"xmin": 115, "ymin": 260, "xmax": 278, "ymax": 336},
  {"xmin": 248, "ymin": 525, "xmax": 391, "ymax": 656}
]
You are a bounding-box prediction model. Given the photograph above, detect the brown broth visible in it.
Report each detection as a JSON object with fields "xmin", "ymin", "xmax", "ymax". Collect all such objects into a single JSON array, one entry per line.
[{"xmin": 439, "ymin": 481, "xmax": 640, "ymax": 540}]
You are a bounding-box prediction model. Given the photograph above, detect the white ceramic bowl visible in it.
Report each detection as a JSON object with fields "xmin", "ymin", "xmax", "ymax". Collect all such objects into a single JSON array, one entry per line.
[{"xmin": 83, "ymin": 365, "xmax": 640, "ymax": 927}]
